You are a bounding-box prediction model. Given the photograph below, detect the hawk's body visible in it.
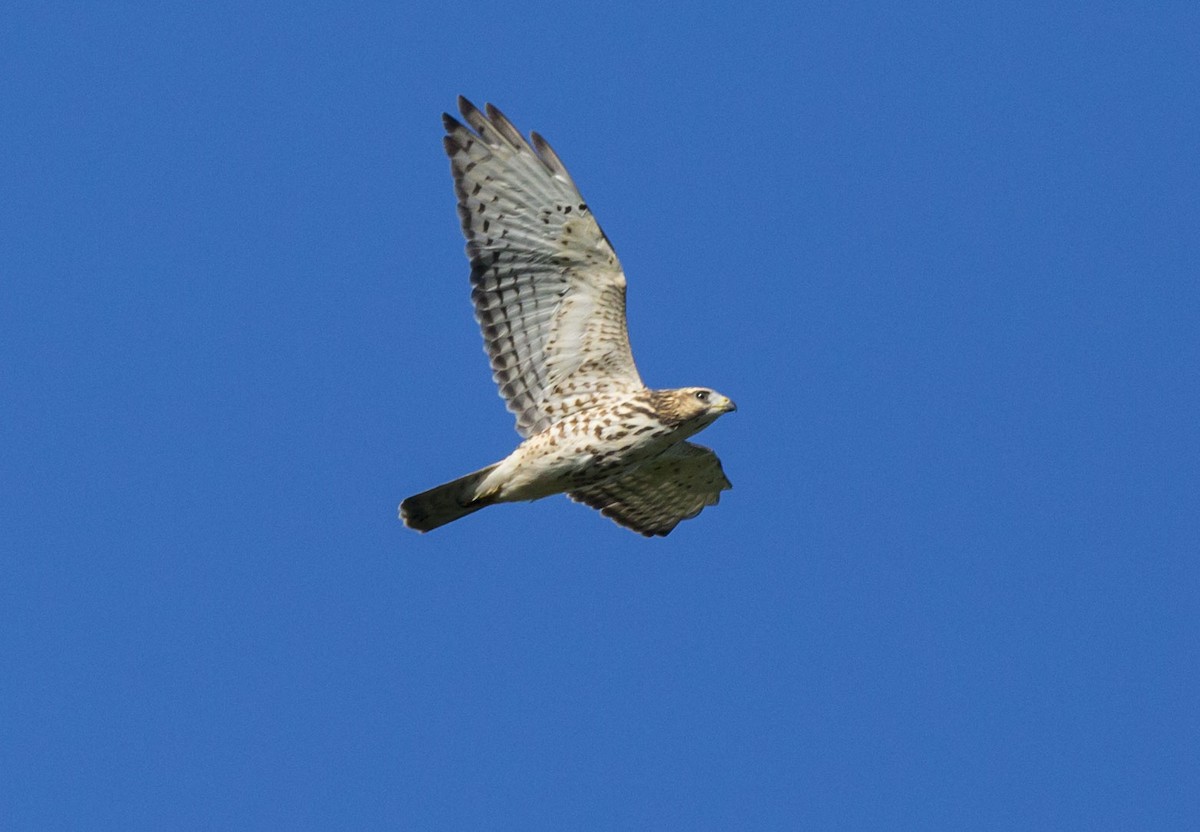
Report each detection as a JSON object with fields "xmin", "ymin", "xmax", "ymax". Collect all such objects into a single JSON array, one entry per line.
[{"xmin": 400, "ymin": 98, "xmax": 735, "ymax": 537}]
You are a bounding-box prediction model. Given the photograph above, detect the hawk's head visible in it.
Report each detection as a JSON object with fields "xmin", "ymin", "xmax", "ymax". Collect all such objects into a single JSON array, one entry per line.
[{"xmin": 651, "ymin": 387, "xmax": 737, "ymax": 434}]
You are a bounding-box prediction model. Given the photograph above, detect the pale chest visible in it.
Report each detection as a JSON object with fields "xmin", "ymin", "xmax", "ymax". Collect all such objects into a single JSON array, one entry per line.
[{"xmin": 491, "ymin": 402, "xmax": 677, "ymax": 500}]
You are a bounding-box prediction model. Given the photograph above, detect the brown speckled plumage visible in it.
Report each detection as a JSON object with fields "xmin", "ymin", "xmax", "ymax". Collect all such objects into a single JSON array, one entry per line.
[{"xmin": 399, "ymin": 98, "xmax": 735, "ymax": 537}]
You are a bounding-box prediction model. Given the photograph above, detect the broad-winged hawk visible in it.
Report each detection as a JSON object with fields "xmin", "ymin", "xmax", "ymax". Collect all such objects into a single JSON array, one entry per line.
[{"xmin": 399, "ymin": 98, "xmax": 735, "ymax": 536}]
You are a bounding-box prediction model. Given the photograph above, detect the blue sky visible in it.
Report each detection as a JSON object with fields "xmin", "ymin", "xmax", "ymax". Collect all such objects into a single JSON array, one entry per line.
[{"xmin": 4, "ymin": 2, "xmax": 1198, "ymax": 828}]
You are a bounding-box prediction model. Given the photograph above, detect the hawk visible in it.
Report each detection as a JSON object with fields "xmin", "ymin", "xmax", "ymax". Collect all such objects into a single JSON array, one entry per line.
[{"xmin": 400, "ymin": 97, "xmax": 736, "ymax": 537}]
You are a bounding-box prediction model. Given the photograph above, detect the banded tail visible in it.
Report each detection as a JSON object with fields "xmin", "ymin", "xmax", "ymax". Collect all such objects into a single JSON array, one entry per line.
[{"xmin": 399, "ymin": 464, "xmax": 500, "ymax": 532}]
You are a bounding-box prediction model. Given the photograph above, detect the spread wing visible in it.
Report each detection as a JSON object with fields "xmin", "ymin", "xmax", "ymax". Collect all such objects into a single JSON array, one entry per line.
[
  {"xmin": 443, "ymin": 97, "xmax": 644, "ymax": 438},
  {"xmin": 568, "ymin": 442, "xmax": 733, "ymax": 537}
]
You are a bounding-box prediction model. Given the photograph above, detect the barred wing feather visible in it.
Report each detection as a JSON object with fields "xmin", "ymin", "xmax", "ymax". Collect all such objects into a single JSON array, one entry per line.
[
  {"xmin": 443, "ymin": 97, "xmax": 644, "ymax": 438},
  {"xmin": 568, "ymin": 442, "xmax": 732, "ymax": 537}
]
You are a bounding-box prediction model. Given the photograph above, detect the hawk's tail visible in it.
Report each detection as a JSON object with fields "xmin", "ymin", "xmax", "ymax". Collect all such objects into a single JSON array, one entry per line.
[{"xmin": 399, "ymin": 464, "xmax": 500, "ymax": 533}]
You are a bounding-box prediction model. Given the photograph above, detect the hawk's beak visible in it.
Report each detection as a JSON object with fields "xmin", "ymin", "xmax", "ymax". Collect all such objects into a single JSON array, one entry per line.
[{"xmin": 722, "ymin": 398, "xmax": 737, "ymax": 413}]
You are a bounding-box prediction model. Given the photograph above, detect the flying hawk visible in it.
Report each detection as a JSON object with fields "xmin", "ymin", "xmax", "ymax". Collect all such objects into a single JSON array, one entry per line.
[{"xmin": 400, "ymin": 98, "xmax": 735, "ymax": 536}]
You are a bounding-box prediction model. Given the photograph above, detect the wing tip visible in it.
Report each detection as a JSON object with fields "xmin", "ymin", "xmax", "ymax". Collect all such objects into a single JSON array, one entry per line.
[
  {"xmin": 530, "ymin": 131, "xmax": 571, "ymax": 179},
  {"xmin": 447, "ymin": 98, "xmax": 570, "ymax": 179}
]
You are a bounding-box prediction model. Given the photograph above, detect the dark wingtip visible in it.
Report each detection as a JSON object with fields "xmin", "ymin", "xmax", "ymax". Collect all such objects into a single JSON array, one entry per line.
[
  {"xmin": 457, "ymin": 96, "xmax": 482, "ymax": 121},
  {"xmin": 530, "ymin": 130, "xmax": 571, "ymax": 179}
]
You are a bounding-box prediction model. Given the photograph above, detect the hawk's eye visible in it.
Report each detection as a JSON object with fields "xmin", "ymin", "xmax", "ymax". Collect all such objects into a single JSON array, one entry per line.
[{"xmin": 694, "ymin": 390, "xmax": 710, "ymax": 402}]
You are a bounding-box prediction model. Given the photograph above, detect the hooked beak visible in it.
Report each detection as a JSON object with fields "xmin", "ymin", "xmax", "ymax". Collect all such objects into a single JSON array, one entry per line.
[{"xmin": 722, "ymin": 397, "xmax": 737, "ymax": 413}]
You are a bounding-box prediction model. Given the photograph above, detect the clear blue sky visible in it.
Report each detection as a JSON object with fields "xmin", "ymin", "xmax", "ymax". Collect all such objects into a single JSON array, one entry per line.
[{"xmin": 4, "ymin": 2, "xmax": 1198, "ymax": 829}]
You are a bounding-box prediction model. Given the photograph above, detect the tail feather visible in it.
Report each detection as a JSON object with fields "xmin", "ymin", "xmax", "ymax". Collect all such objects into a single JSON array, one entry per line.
[{"xmin": 399, "ymin": 464, "xmax": 500, "ymax": 532}]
